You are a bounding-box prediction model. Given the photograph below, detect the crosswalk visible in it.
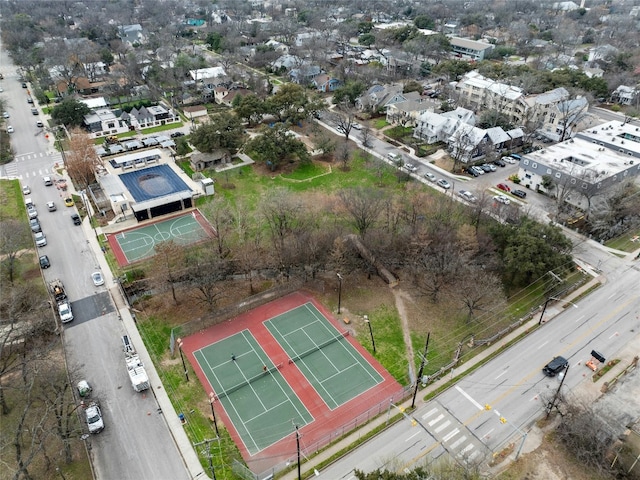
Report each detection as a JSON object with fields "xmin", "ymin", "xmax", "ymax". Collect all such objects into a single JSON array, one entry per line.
[
  {"xmin": 0, "ymin": 151, "xmax": 63, "ymax": 179},
  {"xmin": 419, "ymin": 402, "xmax": 490, "ymax": 467}
]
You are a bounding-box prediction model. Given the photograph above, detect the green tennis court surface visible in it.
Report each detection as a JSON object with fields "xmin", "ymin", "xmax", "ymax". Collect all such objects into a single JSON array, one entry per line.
[
  {"xmin": 193, "ymin": 330, "xmax": 313, "ymax": 455},
  {"xmin": 266, "ymin": 303, "xmax": 383, "ymax": 410}
]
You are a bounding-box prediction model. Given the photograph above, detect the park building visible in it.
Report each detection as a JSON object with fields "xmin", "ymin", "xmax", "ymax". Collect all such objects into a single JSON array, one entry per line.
[{"xmin": 517, "ymin": 120, "xmax": 640, "ymax": 211}]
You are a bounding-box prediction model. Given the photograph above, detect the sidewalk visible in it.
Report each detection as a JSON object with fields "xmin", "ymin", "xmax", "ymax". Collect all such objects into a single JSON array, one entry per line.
[{"xmin": 281, "ymin": 275, "xmax": 603, "ymax": 480}]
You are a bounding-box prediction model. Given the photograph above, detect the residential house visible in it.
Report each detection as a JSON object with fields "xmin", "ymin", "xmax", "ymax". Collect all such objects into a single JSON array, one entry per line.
[
  {"xmin": 525, "ymin": 90, "xmax": 590, "ymax": 142},
  {"xmin": 190, "ymin": 150, "xmax": 232, "ymax": 171},
  {"xmin": 313, "ymin": 74, "xmax": 341, "ymax": 93},
  {"xmin": 272, "ymin": 55, "xmax": 302, "ymax": 71},
  {"xmin": 413, "ymin": 107, "xmax": 477, "ymax": 145},
  {"xmin": 219, "ymin": 88, "xmax": 252, "ymax": 107},
  {"xmin": 84, "ymin": 108, "xmax": 129, "ymax": 136},
  {"xmin": 189, "ymin": 67, "xmax": 227, "ymax": 83},
  {"xmin": 118, "ymin": 24, "xmax": 145, "ymax": 46},
  {"xmin": 385, "ymin": 92, "xmax": 431, "ymax": 127},
  {"xmin": 356, "ymin": 84, "xmax": 404, "ymax": 112},
  {"xmin": 448, "ymin": 124, "xmax": 490, "ymax": 163},
  {"xmin": 289, "ymin": 65, "xmax": 322, "ymax": 85},
  {"xmin": 121, "ymin": 105, "xmax": 178, "ymax": 130},
  {"xmin": 611, "ymin": 85, "xmax": 638, "ymax": 106},
  {"xmin": 485, "ymin": 126, "xmax": 511, "ymax": 152},
  {"xmin": 505, "ymin": 127, "xmax": 525, "ymax": 150},
  {"xmin": 449, "ymin": 37, "xmax": 495, "ymax": 61}
]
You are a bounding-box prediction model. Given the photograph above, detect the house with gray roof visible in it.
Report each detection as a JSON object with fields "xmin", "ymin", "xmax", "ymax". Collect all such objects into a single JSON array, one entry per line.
[
  {"xmin": 449, "ymin": 37, "xmax": 495, "ymax": 61},
  {"xmin": 356, "ymin": 84, "xmax": 404, "ymax": 112},
  {"xmin": 118, "ymin": 24, "xmax": 145, "ymax": 46},
  {"xmin": 413, "ymin": 107, "xmax": 476, "ymax": 144},
  {"xmin": 385, "ymin": 92, "xmax": 432, "ymax": 127}
]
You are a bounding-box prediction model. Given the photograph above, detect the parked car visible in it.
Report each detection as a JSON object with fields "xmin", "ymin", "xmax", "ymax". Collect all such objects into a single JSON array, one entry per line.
[
  {"xmin": 36, "ymin": 120, "xmax": 44, "ymax": 128},
  {"xmin": 34, "ymin": 231, "xmax": 47, "ymax": 247},
  {"xmin": 503, "ymin": 156, "xmax": 517, "ymax": 164},
  {"xmin": 352, "ymin": 123, "xmax": 362, "ymax": 130},
  {"xmin": 466, "ymin": 167, "xmax": 478, "ymax": 177},
  {"xmin": 21, "ymin": 82, "xmax": 27, "ymax": 88},
  {"xmin": 92, "ymin": 271, "xmax": 105, "ymax": 287},
  {"xmin": 404, "ymin": 163, "xmax": 418, "ymax": 172},
  {"xmin": 470, "ymin": 165, "xmax": 485, "ymax": 176},
  {"xmin": 2, "ymin": 111, "xmax": 9, "ymax": 118},
  {"xmin": 29, "ymin": 218, "xmax": 41, "ymax": 233},
  {"xmin": 64, "ymin": 197, "xmax": 74, "ymax": 207},
  {"xmin": 46, "ymin": 201, "xmax": 57, "ymax": 211},
  {"xmin": 170, "ymin": 131, "xmax": 185, "ymax": 138},
  {"xmin": 543, "ymin": 356, "xmax": 569, "ymax": 377},
  {"xmin": 43, "ymin": 176, "xmax": 53, "ymax": 186},
  {"xmin": 423, "ymin": 172, "xmax": 436, "ymax": 182},
  {"xmin": 483, "ymin": 163, "xmax": 497, "ymax": 172},
  {"xmin": 494, "ymin": 159, "xmax": 506, "ymax": 167},
  {"xmin": 85, "ymin": 402, "xmax": 104, "ymax": 434},
  {"xmin": 512, "ymin": 189, "xmax": 527, "ymax": 199},
  {"xmin": 436, "ymin": 179, "xmax": 451, "ymax": 189},
  {"xmin": 22, "ymin": 185, "xmax": 31, "ymax": 195},
  {"xmin": 27, "ymin": 206, "xmax": 38, "ymax": 219},
  {"xmin": 31, "ymin": 108, "xmax": 38, "ymax": 115},
  {"xmin": 457, "ymin": 190, "xmax": 477, "ymax": 202},
  {"xmin": 39, "ymin": 255, "xmax": 50, "ymax": 269},
  {"xmin": 497, "ymin": 183, "xmax": 511, "ymax": 193},
  {"xmin": 7, "ymin": 126, "xmax": 14, "ymax": 133},
  {"xmin": 27, "ymin": 97, "xmax": 34, "ymax": 104},
  {"xmin": 480, "ymin": 164, "xmax": 493, "ymax": 173},
  {"xmin": 71, "ymin": 213, "xmax": 81, "ymax": 225},
  {"xmin": 493, "ymin": 195, "xmax": 511, "ymax": 205},
  {"xmin": 77, "ymin": 380, "xmax": 92, "ymax": 398}
]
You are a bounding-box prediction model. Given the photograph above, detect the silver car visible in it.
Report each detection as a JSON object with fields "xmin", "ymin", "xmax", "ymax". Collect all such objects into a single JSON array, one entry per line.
[{"xmin": 436, "ymin": 179, "xmax": 451, "ymax": 189}]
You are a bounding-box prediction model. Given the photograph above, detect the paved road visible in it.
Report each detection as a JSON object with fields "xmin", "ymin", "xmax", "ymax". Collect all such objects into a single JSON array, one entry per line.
[{"xmin": 1, "ymin": 49, "xmax": 190, "ymax": 480}]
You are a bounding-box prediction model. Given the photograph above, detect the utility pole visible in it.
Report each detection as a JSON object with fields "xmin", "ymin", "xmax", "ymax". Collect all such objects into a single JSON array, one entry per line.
[
  {"xmin": 546, "ymin": 363, "xmax": 569, "ymax": 418},
  {"xmin": 295, "ymin": 425, "xmax": 301, "ymax": 480},
  {"xmin": 412, "ymin": 332, "xmax": 430, "ymax": 408}
]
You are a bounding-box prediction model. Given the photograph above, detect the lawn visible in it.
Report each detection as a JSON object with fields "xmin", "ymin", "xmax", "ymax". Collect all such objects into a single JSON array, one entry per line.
[{"xmin": 605, "ymin": 229, "xmax": 640, "ymax": 252}]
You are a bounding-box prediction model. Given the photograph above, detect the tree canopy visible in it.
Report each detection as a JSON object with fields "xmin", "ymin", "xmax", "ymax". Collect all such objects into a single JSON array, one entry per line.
[
  {"xmin": 189, "ymin": 112, "xmax": 245, "ymax": 153},
  {"xmin": 50, "ymin": 99, "xmax": 91, "ymax": 128},
  {"xmin": 244, "ymin": 123, "xmax": 310, "ymax": 171}
]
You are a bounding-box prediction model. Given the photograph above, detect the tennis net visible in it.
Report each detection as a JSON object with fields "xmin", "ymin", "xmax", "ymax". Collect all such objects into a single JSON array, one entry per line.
[
  {"xmin": 288, "ymin": 331, "xmax": 350, "ymax": 364},
  {"xmin": 216, "ymin": 363, "xmax": 281, "ymax": 399}
]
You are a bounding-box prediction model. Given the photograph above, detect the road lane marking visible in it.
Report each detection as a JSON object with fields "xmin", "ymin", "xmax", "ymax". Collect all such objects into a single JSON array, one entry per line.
[
  {"xmin": 575, "ymin": 315, "xmax": 585, "ymax": 322},
  {"xmin": 428, "ymin": 414, "xmax": 444, "ymax": 426},
  {"xmin": 405, "ymin": 431, "xmax": 420, "ymax": 442},
  {"xmin": 434, "ymin": 420, "xmax": 451, "ymax": 433},
  {"xmin": 455, "ymin": 386, "xmax": 483, "ymax": 410},
  {"xmin": 482, "ymin": 428, "xmax": 494, "ymax": 439},
  {"xmin": 450, "ymin": 436, "xmax": 467, "ymax": 449},
  {"xmin": 459, "ymin": 444, "xmax": 474, "ymax": 456},
  {"xmin": 443, "ymin": 428, "xmax": 460, "ymax": 442},
  {"xmin": 495, "ymin": 370, "xmax": 507, "ymax": 379},
  {"xmin": 421, "ymin": 407, "xmax": 438, "ymax": 420},
  {"xmin": 537, "ymin": 341, "xmax": 548, "ymax": 349},
  {"xmin": 609, "ymin": 331, "xmax": 618, "ymax": 339}
]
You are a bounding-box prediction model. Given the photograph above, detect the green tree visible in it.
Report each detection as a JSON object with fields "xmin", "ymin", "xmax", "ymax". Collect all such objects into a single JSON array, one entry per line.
[
  {"xmin": 206, "ymin": 32, "xmax": 224, "ymax": 52},
  {"xmin": 50, "ymin": 99, "xmax": 91, "ymax": 128},
  {"xmin": 265, "ymin": 83, "xmax": 311, "ymax": 124},
  {"xmin": 332, "ymin": 81, "xmax": 366, "ymax": 108},
  {"xmin": 245, "ymin": 124, "xmax": 310, "ymax": 171},
  {"xmin": 189, "ymin": 112, "xmax": 245, "ymax": 153},
  {"xmin": 491, "ymin": 217, "xmax": 573, "ymax": 287},
  {"xmin": 233, "ymin": 93, "xmax": 265, "ymax": 126},
  {"xmin": 413, "ymin": 14, "xmax": 435, "ymax": 30},
  {"xmin": 359, "ymin": 33, "xmax": 376, "ymax": 46}
]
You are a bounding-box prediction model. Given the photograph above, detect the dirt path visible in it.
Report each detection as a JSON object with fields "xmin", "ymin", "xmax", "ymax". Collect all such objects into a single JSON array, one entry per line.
[{"xmin": 392, "ymin": 288, "xmax": 416, "ymax": 381}]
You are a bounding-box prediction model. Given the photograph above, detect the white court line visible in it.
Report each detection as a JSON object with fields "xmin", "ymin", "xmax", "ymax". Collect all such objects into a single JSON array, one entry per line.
[
  {"xmin": 537, "ymin": 341, "xmax": 548, "ymax": 349},
  {"xmin": 455, "ymin": 386, "xmax": 483, "ymax": 411},
  {"xmin": 405, "ymin": 431, "xmax": 421, "ymax": 442}
]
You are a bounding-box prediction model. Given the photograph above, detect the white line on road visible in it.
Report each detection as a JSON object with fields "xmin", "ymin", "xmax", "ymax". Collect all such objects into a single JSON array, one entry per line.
[
  {"xmin": 609, "ymin": 332, "xmax": 619, "ymax": 339},
  {"xmin": 537, "ymin": 341, "xmax": 548, "ymax": 349},
  {"xmin": 405, "ymin": 431, "xmax": 421, "ymax": 442},
  {"xmin": 607, "ymin": 292, "xmax": 617, "ymax": 299},
  {"xmin": 450, "ymin": 436, "xmax": 467, "ymax": 450},
  {"xmin": 434, "ymin": 420, "xmax": 451, "ymax": 434},
  {"xmin": 575, "ymin": 315, "xmax": 585, "ymax": 322},
  {"xmin": 495, "ymin": 370, "xmax": 507, "ymax": 379},
  {"xmin": 421, "ymin": 407, "xmax": 439, "ymax": 420},
  {"xmin": 459, "ymin": 444, "xmax": 474, "ymax": 456},
  {"xmin": 530, "ymin": 394, "xmax": 540, "ymax": 402},
  {"xmin": 443, "ymin": 428, "xmax": 460, "ymax": 442},
  {"xmin": 482, "ymin": 428, "xmax": 494, "ymax": 439},
  {"xmin": 455, "ymin": 385, "xmax": 483, "ymax": 410},
  {"xmin": 428, "ymin": 414, "xmax": 444, "ymax": 427}
]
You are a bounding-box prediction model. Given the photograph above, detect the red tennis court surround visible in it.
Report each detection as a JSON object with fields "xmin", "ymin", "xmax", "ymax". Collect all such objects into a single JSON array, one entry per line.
[{"xmin": 180, "ymin": 291, "xmax": 405, "ymax": 474}]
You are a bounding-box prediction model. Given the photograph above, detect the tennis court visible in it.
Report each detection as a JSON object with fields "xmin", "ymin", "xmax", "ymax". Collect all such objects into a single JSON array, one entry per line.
[
  {"xmin": 107, "ymin": 211, "xmax": 213, "ymax": 265},
  {"xmin": 266, "ymin": 303, "xmax": 383, "ymax": 409},
  {"xmin": 194, "ymin": 330, "xmax": 313, "ymax": 455}
]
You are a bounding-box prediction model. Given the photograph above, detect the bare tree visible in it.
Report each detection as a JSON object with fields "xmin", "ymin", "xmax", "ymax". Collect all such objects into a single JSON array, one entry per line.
[
  {"xmin": 65, "ymin": 128, "xmax": 102, "ymax": 192},
  {"xmin": 360, "ymin": 125, "xmax": 374, "ymax": 148},
  {"xmin": 150, "ymin": 241, "xmax": 185, "ymax": 305},
  {"xmin": 336, "ymin": 142, "xmax": 351, "ymax": 170},
  {"xmin": 186, "ymin": 258, "xmax": 229, "ymax": 312},
  {"xmin": 201, "ymin": 198, "xmax": 234, "ymax": 258},
  {"xmin": 456, "ymin": 267, "xmax": 505, "ymax": 323},
  {"xmin": 338, "ymin": 187, "xmax": 385, "ymax": 239}
]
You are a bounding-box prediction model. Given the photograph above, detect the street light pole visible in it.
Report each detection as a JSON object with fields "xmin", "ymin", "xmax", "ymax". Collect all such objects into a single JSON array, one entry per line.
[
  {"xmin": 364, "ymin": 315, "xmax": 376, "ymax": 354},
  {"xmin": 176, "ymin": 338, "xmax": 189, "ymax": 382},
  {"xmin": 538, "ymin": 296, "xmax": 578, "ymax": 325},
  {"xmin": 412, "ymin": 332, "xmax": 430, "ymax": 408},
  {"xmin": 336, "ymin": 273, "xmax": 343, "ymax": 314},
  {"xmin": 208, "ymin": 392, "xmax": 219, "ymax": 436}
]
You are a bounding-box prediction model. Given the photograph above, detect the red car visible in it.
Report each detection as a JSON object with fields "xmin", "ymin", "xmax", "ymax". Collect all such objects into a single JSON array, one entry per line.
[{"xmin": 497, "ymin": 183, "xmax": 511, "ymax": 193}]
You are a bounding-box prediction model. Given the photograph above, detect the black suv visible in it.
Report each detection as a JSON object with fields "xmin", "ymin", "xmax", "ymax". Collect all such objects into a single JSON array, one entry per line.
[
  {"xmin": 543, "ymin": 356, "xmax": 568, "ymax": 376},
  {"xmin": 71, "ymin": 214, "xmax": 82, "ymax": 225},
  {"xmin": 512, "ymin": 189, "xmax": 527, "ymax": 199},
  {"xmin": 39, "ymin": 255, "xmax": 50, "ymax": 269}
]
